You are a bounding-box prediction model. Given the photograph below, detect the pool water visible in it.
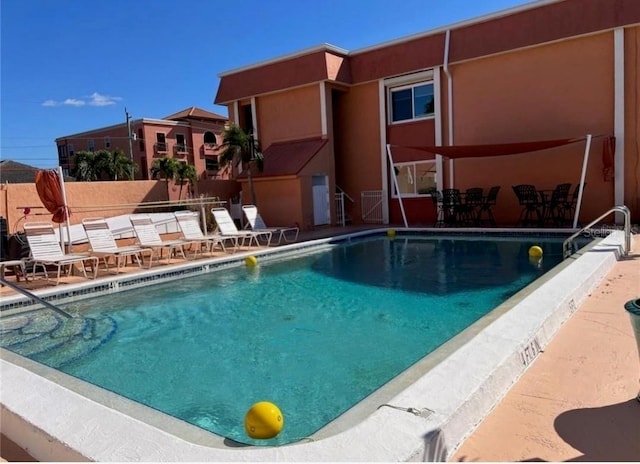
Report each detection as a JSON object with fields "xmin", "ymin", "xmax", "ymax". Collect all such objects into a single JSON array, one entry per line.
[{"xmin": 0, "ymin": 235, "xmax": 573, "ymax": 446}]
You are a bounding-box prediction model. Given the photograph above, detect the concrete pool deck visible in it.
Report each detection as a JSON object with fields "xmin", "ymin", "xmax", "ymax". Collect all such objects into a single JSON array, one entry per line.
[{"xmin": 1, "ymin": 227, "xmax": 638, "ymax": 461}]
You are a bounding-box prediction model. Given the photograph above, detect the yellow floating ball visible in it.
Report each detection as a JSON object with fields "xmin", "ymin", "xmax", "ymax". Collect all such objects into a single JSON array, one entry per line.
[
  {"xmin": 244, "ymin": 401, "xmax": 284, "ymax": 439},
  {"xmin": 387, "ymin": 229, "xmax": 396, "ymax": 238},
  {"xmin": 245, "ymin": 255, "xmax": 258, "ymax": 267},
  {"xmin": 528, "ymin": 245, "xmax": 543, "ymax": 258}
]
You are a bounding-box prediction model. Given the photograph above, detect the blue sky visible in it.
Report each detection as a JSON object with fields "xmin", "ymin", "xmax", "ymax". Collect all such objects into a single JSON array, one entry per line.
[{"xmin": 1, "ymin": 0, "xmax": 534, "ymax": 168}]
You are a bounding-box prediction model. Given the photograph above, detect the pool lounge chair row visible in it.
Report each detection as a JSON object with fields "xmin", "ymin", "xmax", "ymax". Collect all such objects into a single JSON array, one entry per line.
[{"xmin": 19, "ymin": 205, "xmax": 298, "ymax": 285}]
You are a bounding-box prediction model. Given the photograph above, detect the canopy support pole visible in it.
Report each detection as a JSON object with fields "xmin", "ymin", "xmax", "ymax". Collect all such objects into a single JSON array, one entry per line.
[
  {"xmin": 386, "ymin": 144, "xmax": 408, "ymax": 228},
  {"xmin": 57, "ymin": 166, "xmax": 72, "ymax": 252},
  {"xmin": 572, "ymin": 134, "xmax": 591, "ymax": 229}
]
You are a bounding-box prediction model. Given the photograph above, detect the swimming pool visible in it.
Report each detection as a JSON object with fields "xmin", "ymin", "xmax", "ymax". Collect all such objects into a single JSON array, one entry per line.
[
  {"xmin": 0, "ymin": 228, "xmax": 624, "ymax": 459},
  {"xmin": 1, "ymin": 233, "xmax": 581, "ymax": 446}
]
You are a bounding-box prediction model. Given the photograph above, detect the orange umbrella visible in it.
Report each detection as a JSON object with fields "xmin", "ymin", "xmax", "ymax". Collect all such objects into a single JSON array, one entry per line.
[{"xmin": 35, "ymin": 169, "xmax": 70, "ymax": 223}]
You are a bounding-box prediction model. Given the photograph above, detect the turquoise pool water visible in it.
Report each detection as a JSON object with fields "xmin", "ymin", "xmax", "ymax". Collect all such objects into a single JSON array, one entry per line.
[{"xmin": 0, "ymin": 234, "xmax": 575, "ymax": 445}]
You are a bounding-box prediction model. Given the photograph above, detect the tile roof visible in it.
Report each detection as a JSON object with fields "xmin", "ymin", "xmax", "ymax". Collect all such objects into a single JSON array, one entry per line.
[
  {"xmin": 164, "ymin": 106, "xmax": 228, "ymax": 122},
  {"xmin": 247, "ymin": 138, "xmax": 328, "ymax": 178},
  {"xmin": 0, "ymin": 160, "xmax": 40, "ymax": 184}
]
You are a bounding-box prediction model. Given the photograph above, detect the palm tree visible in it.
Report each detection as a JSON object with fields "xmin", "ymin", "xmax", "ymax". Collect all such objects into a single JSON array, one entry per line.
[
  {"xmin": 218, "ymin": 124, "xmax": 263, "ymax": 205},
  {"xmin": 71, "ymin": 151, "xmax": 99, "ymax": 181},
  {"xmin": 176, "ymin": 162, "xmax": 197, "ymax": 200},
  {"xmin": 95, "ymin": 149, "xmax": 136, "ymax": 180},
  {"xmin": 151, "ymin": 156, "xmax": 180, "ymax": 199}
]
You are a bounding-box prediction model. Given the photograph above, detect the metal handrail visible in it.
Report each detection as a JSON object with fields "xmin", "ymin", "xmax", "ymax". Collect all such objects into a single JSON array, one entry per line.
[
  {"xmin": 0, "ymin": 277, "xmax": 73, "ymax": 318},
  {"xmin": 562, "ymin": 205, "xmax": 631, "ymax": 258}
]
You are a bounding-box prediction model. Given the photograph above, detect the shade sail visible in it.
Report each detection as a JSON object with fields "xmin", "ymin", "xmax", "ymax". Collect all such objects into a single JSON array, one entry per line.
[
  {"xmin": 35, "ymin": 169, "xmax": 70, "ymax": 223},
  {"xmin": 394, "ymin": 136, "xmax": 586, "ymax": 159}
]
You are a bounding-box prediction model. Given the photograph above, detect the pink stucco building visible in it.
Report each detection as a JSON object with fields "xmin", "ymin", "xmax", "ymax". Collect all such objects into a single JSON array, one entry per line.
[
  {"xmin": 214, "ymin": 0, "xmax": 640, "ymax": 230},
  {"xmin": 55, "ymin": 107, "xmax": 228, "ymax": 181}
]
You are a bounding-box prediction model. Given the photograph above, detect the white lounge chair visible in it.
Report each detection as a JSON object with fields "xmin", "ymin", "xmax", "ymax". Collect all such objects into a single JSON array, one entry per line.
[
  {"xmin": 82, "ymin": 217, "xmax": 153, "ymax": 273},
  {"xmin": 23, "ymin": 222, "xmax": 99, "ymax": 285},
  {"xmin": 129, "ymin": 214, "xmax": 190, "ymax": 263},
  {"xmin": 174, "ymin": 210, "xmax": 226, "ymax": 256},
  {"xmin": 210, "ymin": 207, "xmax": 272, "ymax": 250},
  {"xmin": 242, "ymin": 205, "xmax": 299, "ymax": 245}
]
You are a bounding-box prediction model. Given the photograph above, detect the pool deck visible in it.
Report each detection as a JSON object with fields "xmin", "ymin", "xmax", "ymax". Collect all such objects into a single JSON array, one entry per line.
[{"xmin": 1, "ymin": 225, "xmax": 638, "ymax": 462}]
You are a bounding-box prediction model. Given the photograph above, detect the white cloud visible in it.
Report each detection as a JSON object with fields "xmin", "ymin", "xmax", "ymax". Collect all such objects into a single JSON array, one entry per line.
[
  {"xmin": 42, "ymin": 92, "xmax": 122, "ymax": 108},
  {"xmin": 64, "ymin": 98, "xmax": 86, "ymax": 107},
  {"xmin": 87, "ymin": 92, "xmax": 122, "ymax": 106}
]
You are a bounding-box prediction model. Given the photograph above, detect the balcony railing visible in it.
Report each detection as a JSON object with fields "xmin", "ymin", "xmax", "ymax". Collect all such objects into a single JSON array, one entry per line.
[
  {"xmin": 173, "ymin": 144, "xmax": 190, "ymax": 157},
  {"xmin": 154, "ymin": 142, "xmax": 167, "ymax": 154}
]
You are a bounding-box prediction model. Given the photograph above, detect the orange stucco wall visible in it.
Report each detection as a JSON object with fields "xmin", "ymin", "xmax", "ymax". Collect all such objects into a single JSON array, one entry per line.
[
  {"xmin": 0, "ymin": 181, "xmax": 167, "ymax": 235},
  {"xmin": 443, "ymin": 31, "xmax": 624, "ymax": 224},
  {"xmin": 249, "ymin": 178, "xmax": 304, "ymax": 228},
  {"xmin": 623, "ymin": 26, "xmax": 640, "ymax": 217},
  {"xmin": 0, "ymin": 179, "xmax": 242, "ymax": 236},
  {"xmin": 332, "ymin": 82, "xmax": 383, "ymax": 224},
  {"xmin": 257, "ymin": 85, "xmax": 322, "ymax": 146}
]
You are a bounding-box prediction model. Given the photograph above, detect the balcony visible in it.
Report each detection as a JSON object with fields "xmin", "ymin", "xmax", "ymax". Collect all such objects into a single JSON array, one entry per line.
[
  {"xmin": 173, "ymin": 144, "xmax": 190, "ymax": 157},
  {"xmin": 154, "ymin": 143, "xmax": 168, "ymax": 155}
]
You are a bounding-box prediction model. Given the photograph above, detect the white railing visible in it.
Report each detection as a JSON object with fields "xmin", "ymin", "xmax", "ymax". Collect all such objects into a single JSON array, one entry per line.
[
  {"xmin": 562, "ymin": 205, "xmax": 632, "ymax": 258},
  {"xmin": 361, "ymin": 190, "xmax": 384, "ymax": 224},
  {"xmin": 335, "ymin": 192, "xmax": 346, "ymax": 227}
]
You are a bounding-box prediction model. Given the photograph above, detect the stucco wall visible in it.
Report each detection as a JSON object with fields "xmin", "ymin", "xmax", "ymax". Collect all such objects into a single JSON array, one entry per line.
[
  {"xmin": 623, "ymin": 26, "xmax": 640, "ymax": 218},
  {"xmin": 0, "ymin": 179, "xmax": 242, "ymax": 235},
  {"xmin": 257, "ymin": 85, "xmax": 322, "ymax": 147},
  {"xmin": 0, "ymin": 181, "xmax": 166, "ymax": 234},
  {"xmin": 333, "ymin": 82, "xmax": 383, "ymax": 224},
  {"xmin": 446, "ymin": 31, "xmax": 618, "ymax": 224}
]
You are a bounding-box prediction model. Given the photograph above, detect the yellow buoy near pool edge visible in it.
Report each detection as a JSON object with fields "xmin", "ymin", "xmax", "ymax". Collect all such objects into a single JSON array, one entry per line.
[
  {"xmin": 528, "ymin": 245, "xmax": 543, "ymax": 258},
  {"xmin": 387, "ymin": 229, "xmax": 396, "ymax": 238},
  {"xmin": 244, "ymin": 401, "xmax": 284, "ymax": 439},
  {"xmin": 245, "ymin": 255, "xmax": 258, "ymax": 267}
]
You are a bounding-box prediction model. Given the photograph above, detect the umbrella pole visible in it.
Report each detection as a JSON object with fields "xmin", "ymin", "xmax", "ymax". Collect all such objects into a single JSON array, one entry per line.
[
  {"xmin": 57, "ymin": 166, "xmax": 72, "ymax": 252},
  {"xmin": 572, "ymin": 134, "xmax": 591, "ymax": 229},
  {"xmin": 386, "ymin": 144, "xmax": 408, "ymax": 228}
]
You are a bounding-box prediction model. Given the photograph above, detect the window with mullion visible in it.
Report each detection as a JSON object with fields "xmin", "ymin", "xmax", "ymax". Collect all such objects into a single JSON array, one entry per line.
[{"xmin": 390, "ymin": 82, "xmax": 434, "ymax": 123}]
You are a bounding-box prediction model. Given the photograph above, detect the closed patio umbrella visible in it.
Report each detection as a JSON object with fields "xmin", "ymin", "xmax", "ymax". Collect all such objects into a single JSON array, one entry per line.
[{"xmin": 35, "ymin": 167, "xmax": 72, "ymax": 251}]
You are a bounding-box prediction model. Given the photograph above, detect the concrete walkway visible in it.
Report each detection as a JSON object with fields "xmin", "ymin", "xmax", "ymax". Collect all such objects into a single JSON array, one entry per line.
[{"xmin": 452, "ymin": 237, "xmax": 640, "ymax": 462}]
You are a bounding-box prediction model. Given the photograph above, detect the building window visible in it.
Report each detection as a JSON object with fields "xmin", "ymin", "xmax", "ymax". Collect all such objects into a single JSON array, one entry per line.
[
  {"xmin": 390, "ymin": 82, "xmax": 434, "ymax": 123},
  {"xmin": 104, "ymin": 137, "xmax": 111, "ymax": 149},
  {"xmin": 138, "ymin": 129, "xmax": 145, "ymax": 151},
  {"xmin": 205, "ymin": 157, "xmax": 219, "ymax": 171},
  {"xmin": 69, "ymin": 144, "xmax": 74, "ymax": 158},
  {"xmin": 176, "ymin": 134, "xmax": 187, "ymax": 153},
  {"xmin": 155, "ymin": 133, "xmax": 167, "ymax": 152},
  {"xmin": 88, "ymin": 139, "xmax": 95, "ymax": 152},
  {"xmin": 392, "ymin": 160, "xmax": 436, "ymax": 198},
  {"xmin": 203, "ymin": 131, "xmax": 216, "ymax": 146}
]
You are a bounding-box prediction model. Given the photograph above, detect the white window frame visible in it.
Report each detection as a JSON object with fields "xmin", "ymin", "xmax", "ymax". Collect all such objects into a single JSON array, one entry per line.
[
  {"xmin": 389, "ymin": 82, "xmax": 435, "ymax": 124},
  {"xmin": 385, "ymin": 70, "xmax": 435, "ymax": 125},
  {"xmin": 104, "ymin": 136, "xmax": 111, "ymax": 149},
  {"xmin": 87, "ymin": 139, "xmax": 95, "ymax": 152},
  {"xmin": 391, "ymin": 160, "xmax": 437, "ymax": 198}
]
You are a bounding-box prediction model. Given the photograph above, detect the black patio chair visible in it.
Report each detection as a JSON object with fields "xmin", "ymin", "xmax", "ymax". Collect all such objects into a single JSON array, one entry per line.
[
  {"xmin": 476, "ymin": 186, "xmax": 500, "ymax": 226},
  {"xmin": 430, "ymin": 190, "xmax": 445, "ymax": 227},
  {"xmin": 458, "ymin": 187, "xmax": 483, "ymax": 226},
  {"xmin": 512, "ymin": 184, "xmax": 542, "ymax": 227},
  {"xmin": 542, "ymin": 183, "xmax": 571, "ymax": 226},
  {"xmin": 559, "ymin": 183, "xmax": 586, "ymax": 227},
  {"xmin": 441, "ymin": 189, "xmax": 463, "ymax": 226}
]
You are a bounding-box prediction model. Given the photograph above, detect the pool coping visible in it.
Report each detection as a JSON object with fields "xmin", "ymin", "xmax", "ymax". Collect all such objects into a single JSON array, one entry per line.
[{"xmin": 0, "ymin": 229, "xmax": 630, "ymax": 461}]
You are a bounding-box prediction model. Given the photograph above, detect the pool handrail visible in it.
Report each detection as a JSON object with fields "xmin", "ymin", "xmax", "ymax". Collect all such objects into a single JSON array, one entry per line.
[
  {"xmin": 562, "ymin": 205, "xmax": 631, "ymax": 258},
  {"xmin": 0, "ymin": 276, "xmax": 73, "ymax": 318}
]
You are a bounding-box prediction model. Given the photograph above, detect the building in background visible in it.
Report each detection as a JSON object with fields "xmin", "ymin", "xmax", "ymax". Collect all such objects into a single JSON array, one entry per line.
[
  {"xmin": 214, "ymin": 0, "xmax": 639, "ymax": 229},
  {"xmin": 55, "ymin": 107, "xmax": 229, "ymax": 181}
]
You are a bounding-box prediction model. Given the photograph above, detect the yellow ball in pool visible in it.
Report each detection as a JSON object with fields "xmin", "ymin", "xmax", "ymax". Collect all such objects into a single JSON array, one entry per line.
[
  {"xmin": 244, "ymin": 401, "xmax": 284, "ymax": 439},
  {"xmin": 387, "ymin": 229, "xmax": 396, "ymax": 238},
  {"xmin": 245, "ymin": 255, "xmax": 258, "ymax": 267},
  {"xmin": 528, "ymin": 245, "xmax": 543, "ymax": 258}
]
